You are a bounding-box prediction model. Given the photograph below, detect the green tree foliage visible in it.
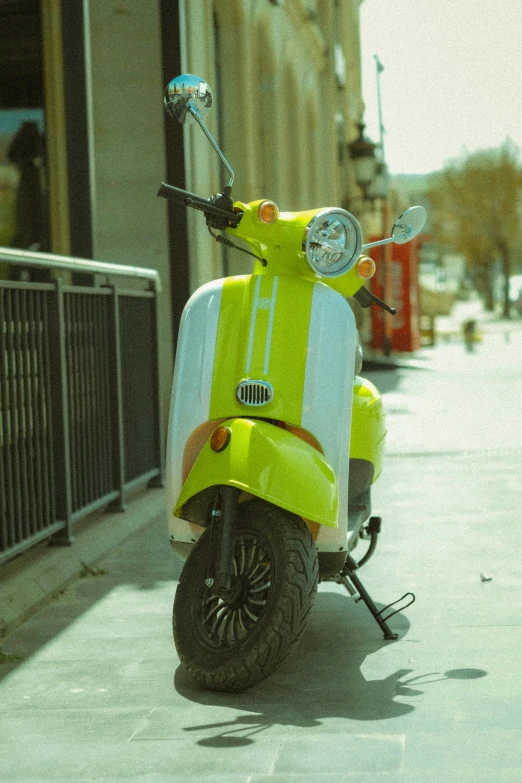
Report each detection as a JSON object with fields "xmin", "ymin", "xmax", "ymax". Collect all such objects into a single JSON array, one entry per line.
[{"xmin": 426, "ymin": 141, "xmax": 522, "ymax": 316}]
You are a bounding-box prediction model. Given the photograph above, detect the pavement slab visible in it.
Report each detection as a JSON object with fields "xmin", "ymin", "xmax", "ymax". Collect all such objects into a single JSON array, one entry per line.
[{"xmin": 1, "ymin": 311, "xmax": 522, "ymax": 781}]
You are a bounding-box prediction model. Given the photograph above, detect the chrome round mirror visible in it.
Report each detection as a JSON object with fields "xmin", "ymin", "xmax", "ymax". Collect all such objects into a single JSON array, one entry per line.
[
  {"xmin": 164, "ymin": 74, "xmax": 213, "ymax": 124},
  {"xmin": 391, "ymin": 206, "xmax": 427, "ymax": 244}
]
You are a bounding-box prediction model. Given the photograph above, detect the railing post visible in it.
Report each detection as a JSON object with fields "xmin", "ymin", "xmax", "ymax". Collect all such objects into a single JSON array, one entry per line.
[
  {"xmin": 148, "ymin": 281, "xmax": 165, "ymax": 488},
  {"xmin": 108, "ymin": 285, "xmax": 126, "ymax": 511},
  {"xmin": 48, "ymin": 278, "xmax": 74, "ymax": 545}
]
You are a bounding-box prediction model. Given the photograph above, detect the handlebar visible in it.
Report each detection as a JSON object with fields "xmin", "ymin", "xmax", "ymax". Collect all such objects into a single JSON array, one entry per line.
[{"xmin": 159, "ymin": 183, "xmax": 399, "ymax": 302}]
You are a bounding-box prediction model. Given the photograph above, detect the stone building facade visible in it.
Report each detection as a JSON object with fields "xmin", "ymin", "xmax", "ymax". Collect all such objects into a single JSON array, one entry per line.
[
  {"xmin": 1, "ymin": 0, "xmax": 369, "ymax": 410},
  {"xmin": 178, "ymin": 0, "xmax": 368, "ymax": 285}
]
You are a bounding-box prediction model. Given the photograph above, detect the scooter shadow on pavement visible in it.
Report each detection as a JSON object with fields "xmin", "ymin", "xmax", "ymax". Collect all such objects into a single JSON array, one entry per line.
[{"xmin": 173, "ymin": 589, "xmax": 417, "ymax": 747}]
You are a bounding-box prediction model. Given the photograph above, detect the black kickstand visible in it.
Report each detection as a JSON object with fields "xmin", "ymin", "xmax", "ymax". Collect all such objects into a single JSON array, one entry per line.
[{"xmin": 336, "ymin": 555, "xmax": 415, "ymax": 640}]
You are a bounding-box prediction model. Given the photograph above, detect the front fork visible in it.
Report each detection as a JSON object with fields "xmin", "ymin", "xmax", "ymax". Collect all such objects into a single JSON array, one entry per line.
[{"xmin": 206, "ymin": 485, "xmax": 241, "ymax": 596}]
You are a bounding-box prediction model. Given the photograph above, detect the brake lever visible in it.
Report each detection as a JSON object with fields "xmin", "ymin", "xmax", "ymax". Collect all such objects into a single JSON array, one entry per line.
[{"xmin": 353, "ymin": 286, "xmax": 397, "ymax": 315}]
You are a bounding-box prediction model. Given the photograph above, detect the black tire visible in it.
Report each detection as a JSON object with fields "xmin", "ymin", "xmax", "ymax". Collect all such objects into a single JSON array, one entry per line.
[{"xmin": 173, "ymin": 498, "xmax": 318, "ymax": 692}]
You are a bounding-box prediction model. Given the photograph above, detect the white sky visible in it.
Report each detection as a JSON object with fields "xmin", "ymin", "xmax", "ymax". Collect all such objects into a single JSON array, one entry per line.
[{"xmin": 359, "ymin": 0, "xmax": 522, "ymax": 175}]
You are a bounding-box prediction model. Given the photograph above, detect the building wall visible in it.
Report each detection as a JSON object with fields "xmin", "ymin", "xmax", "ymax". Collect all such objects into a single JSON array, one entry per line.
[
  {"xmin": 178, "ymin": 0, "xmax": 369, "ymax": 284},
  {"xmin": 62, "ymin": 0, "xmax": 368, "ymax": 420},
  {"xmin": 85, "ymin": 0, "xmax": 174, "ymax": 427}
]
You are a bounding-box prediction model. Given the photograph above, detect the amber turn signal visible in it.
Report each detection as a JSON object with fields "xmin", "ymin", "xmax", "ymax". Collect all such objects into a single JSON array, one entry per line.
[
  {"xmin": 258, "ymin": 201, "xmax": 279, "ymax": 224},
  {"xmin": 355, "ymin": 256, "xmax": 376, "ymax": 280},
  {"xmin": 210, "ymin": 426, "xmax": 231, "ymax": 452}
]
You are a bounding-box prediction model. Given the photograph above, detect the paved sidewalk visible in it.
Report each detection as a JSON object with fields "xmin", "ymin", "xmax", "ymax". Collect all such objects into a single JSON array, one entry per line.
[
  {"xmin": 1, "ymin": 307, "xmax": 522, "ymax": 782},
  {"xmin": 0, "ymin": 487, "xmax": 167, "ymax": 638}
]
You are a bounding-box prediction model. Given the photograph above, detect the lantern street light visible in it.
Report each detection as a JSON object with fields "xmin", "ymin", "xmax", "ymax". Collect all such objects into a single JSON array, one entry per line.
[{"xmin": 347, "ymin": 122, "xmax": 378, "ymax": 200}]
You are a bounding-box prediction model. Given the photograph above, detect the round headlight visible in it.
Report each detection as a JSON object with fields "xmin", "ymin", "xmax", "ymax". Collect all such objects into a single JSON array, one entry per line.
[{"xmin": 303, "ymin": 209, "xmax": 362, "ymax": 277}]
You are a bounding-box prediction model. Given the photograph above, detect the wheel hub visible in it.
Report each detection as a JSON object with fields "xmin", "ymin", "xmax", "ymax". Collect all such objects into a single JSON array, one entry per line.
[
  {"xmin": 210, "ymin": 574, "xmax": 248, "ymax": 608},
  {"xmin": 200, "ymin": 535, "xmax": 273, "ymax": 649}
]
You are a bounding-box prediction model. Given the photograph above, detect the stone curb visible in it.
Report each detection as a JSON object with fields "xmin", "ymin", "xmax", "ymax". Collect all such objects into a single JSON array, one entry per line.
[{"xmin": 0, "ymin": 487, "xmax": 166, "ymax": 640}]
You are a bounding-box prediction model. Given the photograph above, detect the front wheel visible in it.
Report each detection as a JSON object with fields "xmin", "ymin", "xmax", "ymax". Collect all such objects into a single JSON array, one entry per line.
[{"xmin": 173, "ymin": 498, "xmax": 318, "ymax": 692}]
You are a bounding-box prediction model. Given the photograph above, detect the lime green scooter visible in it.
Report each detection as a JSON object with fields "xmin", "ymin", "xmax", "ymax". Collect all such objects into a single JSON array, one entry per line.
[{"xmin": 160, "ymin": 75, "xmax": 425, "ymax": 692}]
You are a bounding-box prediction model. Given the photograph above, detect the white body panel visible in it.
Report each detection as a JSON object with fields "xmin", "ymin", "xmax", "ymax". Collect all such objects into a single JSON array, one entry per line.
[
  {"xmin": 166, "ymin": 276, "xmax": 356, "ymax": 552},
  {"xmin": 166, "ymin": 279, "xmax": 223, "ymax": 544},
  {"xmin": 302, "ymin": 285, "xmax": 356, "ymax": 550}
]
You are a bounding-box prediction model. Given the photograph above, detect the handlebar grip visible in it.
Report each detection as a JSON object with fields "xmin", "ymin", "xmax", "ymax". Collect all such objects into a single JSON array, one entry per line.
[
  {"xmin": 157, "ymin": 182, "xmax": 210, "ymax": 207},
  {"xmin": 353, "ymin": 287, "xmax": 373, "ymax": 308},
  {"xmin": 353, "ymin": 286, "xmax": 397, "ymax": 315},
  {"xmin": 157, "ymin": 182, "xmax": 243, "ymax": 228}
]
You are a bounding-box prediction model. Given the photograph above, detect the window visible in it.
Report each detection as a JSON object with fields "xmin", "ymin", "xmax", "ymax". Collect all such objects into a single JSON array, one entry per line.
[{"xmin": 0, "ymin": 1, "xmax": 49, "ymax": 256}]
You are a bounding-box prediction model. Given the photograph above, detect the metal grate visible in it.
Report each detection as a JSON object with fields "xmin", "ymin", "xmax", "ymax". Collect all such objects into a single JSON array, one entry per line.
[
  {"xmin": 119, "ymin": 295, "xmax": 159, "ymax": 482},
  {"xmin": 0, "ymin": 287, "xmax": 56, "ymax": 555},
  {"xmin": 236, "ymin": 380, "xmax": 274, "ymax": 407}
]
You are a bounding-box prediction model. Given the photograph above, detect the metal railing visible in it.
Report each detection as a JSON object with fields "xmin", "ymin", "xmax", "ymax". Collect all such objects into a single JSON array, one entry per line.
[{"xmin": 0, "ymin": 246, "xmax": 164, "ymax": 564}]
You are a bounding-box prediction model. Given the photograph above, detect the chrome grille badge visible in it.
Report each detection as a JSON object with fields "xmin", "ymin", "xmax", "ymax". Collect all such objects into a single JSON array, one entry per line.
[{"xmin": 236, "ymin": 380, "xmax": 274, "ymax": 407}]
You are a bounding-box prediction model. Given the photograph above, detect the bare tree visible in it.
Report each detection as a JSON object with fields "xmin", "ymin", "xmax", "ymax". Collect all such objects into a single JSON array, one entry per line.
[{"xmin": 427, "ymin": 141, "xmax": 522, "ymax": 317}]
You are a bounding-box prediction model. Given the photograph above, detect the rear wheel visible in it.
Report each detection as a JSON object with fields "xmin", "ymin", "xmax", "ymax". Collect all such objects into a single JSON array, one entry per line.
[{"xmin": 173, "ymin": 499, "xmax": 318, "ymax": 692}]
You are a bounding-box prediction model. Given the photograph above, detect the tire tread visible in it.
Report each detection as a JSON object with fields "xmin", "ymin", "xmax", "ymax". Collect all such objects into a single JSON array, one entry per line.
[{"xmin": 173, "ymin": 500, "xmax": 318, "ymax": 692}]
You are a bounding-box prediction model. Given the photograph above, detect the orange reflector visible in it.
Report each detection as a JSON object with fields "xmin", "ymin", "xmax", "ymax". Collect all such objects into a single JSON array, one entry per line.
[
  {"xmin": 258, "ymin": 201, "xmax": 279, "ymax": 224},
  {"xmin": 210, "ymin": 426, "xmax": 231, "ymax": 453},
  {"xmin": 356, "ymin": 256, "xmax": 376, "ymax": 280}
]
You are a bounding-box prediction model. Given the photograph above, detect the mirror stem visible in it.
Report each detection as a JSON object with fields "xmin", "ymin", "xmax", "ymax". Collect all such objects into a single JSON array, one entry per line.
[
  {"xmin": 188, "ymin": 104, "xmax": 235, "ymax": 189},
  {"xmin": 362, "ymin": 234, "xmax": 407, "ymax": 251}
]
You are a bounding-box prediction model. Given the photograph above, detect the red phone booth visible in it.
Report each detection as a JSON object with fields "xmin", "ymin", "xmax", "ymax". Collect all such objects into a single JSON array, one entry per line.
[{"xmin": 368, "ymin": 237, "xmax": 421, "ymax": 353}]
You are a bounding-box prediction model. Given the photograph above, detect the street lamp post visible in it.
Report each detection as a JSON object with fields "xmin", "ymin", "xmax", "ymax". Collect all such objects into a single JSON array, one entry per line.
[
  {"xmin": 373, "ymin": 54, "xmax": 393, "ymax": 357},
  {"xmin": 374, "ymin": 55, "xmax": 385, "ymax": 163}
]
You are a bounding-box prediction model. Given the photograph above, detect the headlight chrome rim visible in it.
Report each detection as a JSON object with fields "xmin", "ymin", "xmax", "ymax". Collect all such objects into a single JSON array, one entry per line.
[{"xmin": 303, "ymin": 208, "xmax": 362, "ymax": 278}]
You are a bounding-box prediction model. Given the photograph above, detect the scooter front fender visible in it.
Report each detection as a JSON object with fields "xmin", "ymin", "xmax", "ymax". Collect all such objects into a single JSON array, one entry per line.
[{"xmin": 174, "ymin": 418, "xmax": 338, "ymax": 528}]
